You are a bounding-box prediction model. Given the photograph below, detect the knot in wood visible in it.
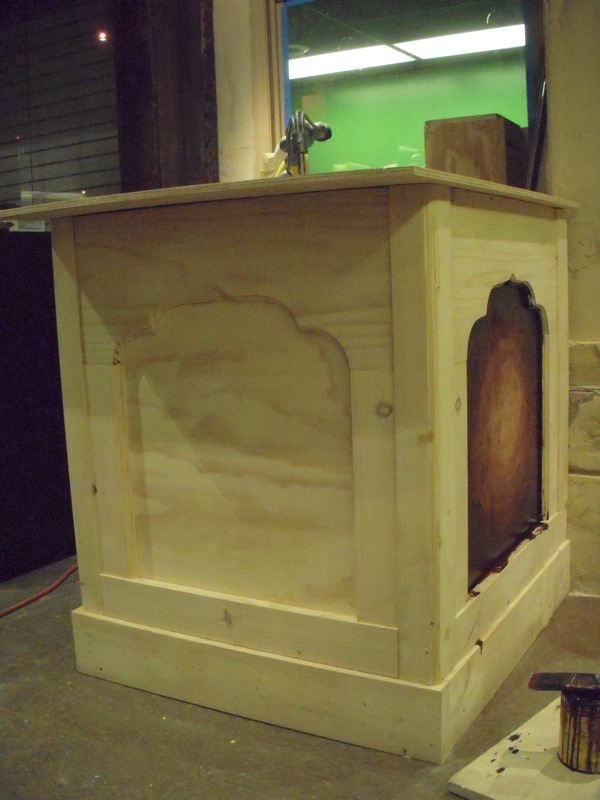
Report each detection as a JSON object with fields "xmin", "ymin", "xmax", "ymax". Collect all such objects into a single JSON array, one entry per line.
[{"xmin": 375, "ymin": 402, "xmax": 393, "ymax": 418}]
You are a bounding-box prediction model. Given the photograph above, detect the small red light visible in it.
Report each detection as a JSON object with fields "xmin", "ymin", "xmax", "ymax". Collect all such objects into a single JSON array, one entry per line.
[{"xmin": 98, "ymin": 31, "xmax": 108, "ymax": 43}]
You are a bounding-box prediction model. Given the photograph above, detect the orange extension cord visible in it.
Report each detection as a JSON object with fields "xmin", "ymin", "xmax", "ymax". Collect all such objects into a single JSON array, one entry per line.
[{"xmin": 0, "ymin": 564, "xmax": 78, "ymax": 619}]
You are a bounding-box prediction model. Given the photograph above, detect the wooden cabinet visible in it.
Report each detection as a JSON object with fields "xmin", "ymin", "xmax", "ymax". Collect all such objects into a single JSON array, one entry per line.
[{"xmin": 1, "ymin": 167, "xmax": 572, "ymax": 763}]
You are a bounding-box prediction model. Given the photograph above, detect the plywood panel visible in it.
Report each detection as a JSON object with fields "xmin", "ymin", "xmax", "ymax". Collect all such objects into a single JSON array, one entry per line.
[
  {"xmin": 449, "ymin": 195, "xmax": 558, "ymax": 367},
  {"xmin": 294, "ymin": 309, "xmax": 397, "ymax": 624},
  {"xmin": 121, "ymin": 295, "xmax": 355, "ymax": 613},
  {"xmin": 73, "ymin": 188, "xmax": 391, "ymax": 365}
]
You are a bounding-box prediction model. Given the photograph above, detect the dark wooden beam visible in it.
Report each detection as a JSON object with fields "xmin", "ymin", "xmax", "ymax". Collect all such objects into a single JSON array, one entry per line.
[{"xmin": 112, "ymin": 0, "xmax": 219, "ymax": 191}]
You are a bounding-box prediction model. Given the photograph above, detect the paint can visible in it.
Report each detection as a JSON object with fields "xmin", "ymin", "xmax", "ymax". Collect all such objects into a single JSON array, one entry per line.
[{"xmin": 559, "ymin": 690, "xmax": 600, "ymax": 773}]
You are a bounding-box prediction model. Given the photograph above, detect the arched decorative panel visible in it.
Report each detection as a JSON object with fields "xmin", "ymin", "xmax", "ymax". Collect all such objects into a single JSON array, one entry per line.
[
  {"xmin": 120, "ymin": 292, "xmax": 355, "ymax": 613},
  {"xmin": 467, "ymin": 279, "xmax": 544, "ymax": 589}
]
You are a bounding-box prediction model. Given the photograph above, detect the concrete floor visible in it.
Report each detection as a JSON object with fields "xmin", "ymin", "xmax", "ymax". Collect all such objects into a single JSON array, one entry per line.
[{"xmin": 1, "ymin": 557, "xmax": 598, "ymax": 800}]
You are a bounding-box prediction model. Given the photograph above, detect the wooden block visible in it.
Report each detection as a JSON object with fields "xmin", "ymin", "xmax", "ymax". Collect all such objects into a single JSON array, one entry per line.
[{"xmin": 425, "ymin": 114, "xmax": 528, "ymax": 188}]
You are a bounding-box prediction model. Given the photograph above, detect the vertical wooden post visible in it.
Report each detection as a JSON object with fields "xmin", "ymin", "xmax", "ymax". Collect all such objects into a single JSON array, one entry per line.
[
  {"xmin": 113, "ymin": 0, "xmax": 219, "ymax": 191},
  {"xmin": 213, "ymin": 0, "xmax": 284, "ymax": 181}
]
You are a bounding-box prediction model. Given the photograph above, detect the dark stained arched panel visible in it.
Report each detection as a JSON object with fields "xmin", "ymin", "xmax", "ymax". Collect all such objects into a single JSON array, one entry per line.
[{"xmin": 467, "ymin": 279, "xmax": 543, "ymax": 589}]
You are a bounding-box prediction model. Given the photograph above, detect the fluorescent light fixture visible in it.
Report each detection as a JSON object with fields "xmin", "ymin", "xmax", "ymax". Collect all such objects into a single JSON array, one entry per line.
[
  {"xmin": 288, "ymin": 44, "xmax": 414, "ymax": 80},
  {"xmin": 404, "ymin": 24, "xmax": 525, "ymax": 59},
  {"xmin": 289, "ymin": 24, "xmax": 525, "ymax": 80}
]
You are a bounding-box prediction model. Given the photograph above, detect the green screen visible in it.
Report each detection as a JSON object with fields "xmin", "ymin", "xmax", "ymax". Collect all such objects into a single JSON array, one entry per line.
[{"xmin": 291, "ymin": 52, "xmax": 528, "ymax": 173}]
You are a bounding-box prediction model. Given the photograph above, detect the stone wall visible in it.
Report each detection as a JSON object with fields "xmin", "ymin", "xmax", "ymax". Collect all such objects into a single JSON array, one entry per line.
[{"xmin": 569, "ymin": 346, "xmax": 600, "ymax": 594}]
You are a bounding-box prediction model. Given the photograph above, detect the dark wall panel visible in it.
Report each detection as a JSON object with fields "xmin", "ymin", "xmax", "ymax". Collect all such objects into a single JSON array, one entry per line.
[{"xmin": 0, "ymin": 232, "xmax": 75, "ymax": 581}]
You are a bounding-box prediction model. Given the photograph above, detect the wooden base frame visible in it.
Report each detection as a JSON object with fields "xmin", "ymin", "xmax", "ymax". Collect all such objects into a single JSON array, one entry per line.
[{"xmin": 73, "ymin": 539, "xmax": 568, "ymax": 763}]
